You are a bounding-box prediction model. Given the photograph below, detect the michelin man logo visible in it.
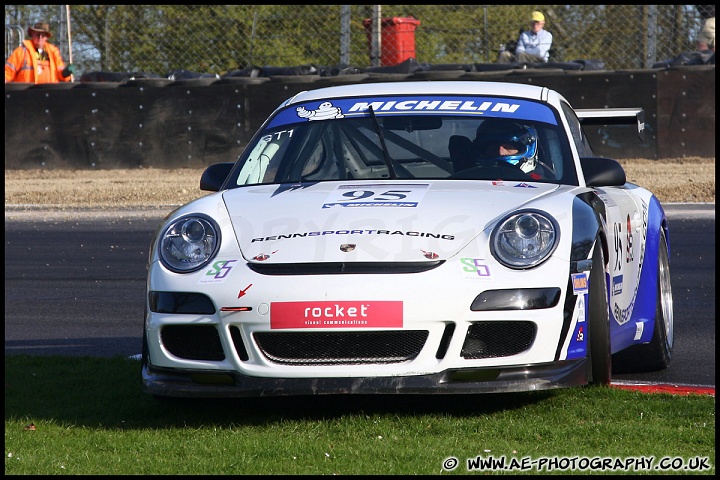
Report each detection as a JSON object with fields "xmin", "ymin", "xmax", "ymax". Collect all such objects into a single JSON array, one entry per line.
[{"xmin": 296, "ymin": 102, "xmax": 344, "ymax": 121}]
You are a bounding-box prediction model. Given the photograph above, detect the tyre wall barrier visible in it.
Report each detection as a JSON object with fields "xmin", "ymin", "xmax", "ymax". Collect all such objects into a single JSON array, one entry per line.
[{"xmin": 4, "ymin": 66, "xmax": 714, "ymax": 169}]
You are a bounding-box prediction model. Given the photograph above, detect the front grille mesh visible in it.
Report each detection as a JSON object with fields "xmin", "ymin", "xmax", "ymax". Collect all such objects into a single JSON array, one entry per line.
[
  {"xmin": 461, "ymin": 321, "xmax": 536, "ymax": 359},
  {"xmin": 158, "ymin": 322, "xmax": 535, "ymax": 364},
  {"xmin": 254, "ymin": 331, "xmax": 429, "ymax": 366}
]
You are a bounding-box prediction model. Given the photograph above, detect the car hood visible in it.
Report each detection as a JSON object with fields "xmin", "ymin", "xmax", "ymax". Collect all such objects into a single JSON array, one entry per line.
[{"xmin": 223, "ymin": 181, "xmax": 560, "ymax": 263}]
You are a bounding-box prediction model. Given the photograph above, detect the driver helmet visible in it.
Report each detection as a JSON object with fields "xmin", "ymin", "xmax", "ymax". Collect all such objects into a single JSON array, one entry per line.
[{"xmin": 474, "ymin": 120, "xmax": 539, "ymax": 173}]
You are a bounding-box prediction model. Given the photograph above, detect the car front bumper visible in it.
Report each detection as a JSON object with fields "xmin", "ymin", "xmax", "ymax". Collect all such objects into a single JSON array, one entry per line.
[{"xmin": 142, "ymin": 358, "xmax": 589, "ymax": 398}]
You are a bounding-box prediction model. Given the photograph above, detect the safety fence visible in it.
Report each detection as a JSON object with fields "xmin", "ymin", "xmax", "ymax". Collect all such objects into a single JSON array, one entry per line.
[{"xmin": 5, "ymin": 5, "xmax": 715, "ymax": 78}]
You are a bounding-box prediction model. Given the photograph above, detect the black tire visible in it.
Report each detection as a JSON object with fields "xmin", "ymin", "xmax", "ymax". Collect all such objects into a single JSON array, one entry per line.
[
  {"xmin": 587, "ymin": 237, "xmax": 612, "ymax": 385},
  {"xmin": 612, "ymin": 230, "xmax": 674, "ymax": 372}
]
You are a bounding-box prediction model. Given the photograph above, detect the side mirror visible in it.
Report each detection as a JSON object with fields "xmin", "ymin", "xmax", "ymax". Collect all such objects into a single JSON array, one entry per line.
[
  {"xmin": 200, "ymin": 162, "xmax": 234, "ymax": 191},
  {"xmin": 580, "ymin": 157, "xmax": 626, "ymax": 187}
]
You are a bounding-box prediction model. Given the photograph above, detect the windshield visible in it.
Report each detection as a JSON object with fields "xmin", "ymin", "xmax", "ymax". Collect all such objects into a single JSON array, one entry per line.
[{"xmin": 229, "ymin": 95, "xmax": 578, "ymax": 187}]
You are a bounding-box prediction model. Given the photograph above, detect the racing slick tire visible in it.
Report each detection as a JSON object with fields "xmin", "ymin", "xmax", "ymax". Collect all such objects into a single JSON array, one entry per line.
[
  {"xmin": 612, "ymin": 229, "xmax": 674, "ymax": 372},
  {"xmin": 588, "ymin": 237, "xmax": 612, "ymax": 386}
]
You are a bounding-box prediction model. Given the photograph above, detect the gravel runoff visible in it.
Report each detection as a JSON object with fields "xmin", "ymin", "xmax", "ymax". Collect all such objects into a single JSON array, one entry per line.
[{"xmin": 4, "ymin": 157, "xmax": 715, "ymax": 212}]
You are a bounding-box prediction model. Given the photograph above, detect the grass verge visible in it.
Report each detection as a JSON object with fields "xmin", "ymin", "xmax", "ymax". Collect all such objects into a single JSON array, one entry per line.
[{"xmin": 4, "ymin": 355, "xmax": 715, "ymax": 475}]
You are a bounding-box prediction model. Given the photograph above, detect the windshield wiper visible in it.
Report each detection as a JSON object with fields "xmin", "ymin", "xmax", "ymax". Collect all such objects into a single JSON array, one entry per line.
[{"xmin": 367, "ymin": 105, "xmax": 398, "ymax": 179}]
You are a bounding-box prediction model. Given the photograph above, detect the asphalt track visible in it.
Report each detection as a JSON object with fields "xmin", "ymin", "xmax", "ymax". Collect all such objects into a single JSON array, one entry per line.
[{"xmin": 4, "ymin": 203, "xmax": 715, "ymax": 396}]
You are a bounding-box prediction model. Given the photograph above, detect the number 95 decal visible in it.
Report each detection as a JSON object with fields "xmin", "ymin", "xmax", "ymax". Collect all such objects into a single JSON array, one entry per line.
[{"xmin": 322, "ymin": 183, "xmax": 430, "ymax": 208}]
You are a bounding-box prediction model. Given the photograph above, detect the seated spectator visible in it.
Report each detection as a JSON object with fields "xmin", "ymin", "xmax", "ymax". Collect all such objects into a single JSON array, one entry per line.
[
  {"xmin": 498, "ymin": 11, "xmax": 553, "ymax": 64},
  {"xmin": 651, "ymin": 17, "xmax": 715, "ymax": 68},
  {"xmin": 696, "ymin": 17, "xmax": 715, "ymax": 52}
]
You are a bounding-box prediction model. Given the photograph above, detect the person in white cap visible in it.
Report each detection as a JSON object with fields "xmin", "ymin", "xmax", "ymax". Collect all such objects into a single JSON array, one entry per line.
[
  {"xmin": 498, "ymin": 11, "xmax": 553, "ymax": 64},
  {"xmin": 652, "ymin": 15, "xmax": 715, "ymax": 68},
  {"xmin": 696, "ymin": 17, "xmax": 715, "ymax": 52}
]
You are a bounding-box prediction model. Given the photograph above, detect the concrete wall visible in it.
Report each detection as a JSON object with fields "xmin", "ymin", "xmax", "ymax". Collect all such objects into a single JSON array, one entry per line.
[{"xmin": 5, "ymin": 66, "xmax": 715, "ymax": 169}]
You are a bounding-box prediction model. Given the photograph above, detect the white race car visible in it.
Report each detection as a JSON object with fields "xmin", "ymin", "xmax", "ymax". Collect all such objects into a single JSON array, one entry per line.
[{"xmin": 142, "ymin": 81, "xmax": 673, "ymax": 397}]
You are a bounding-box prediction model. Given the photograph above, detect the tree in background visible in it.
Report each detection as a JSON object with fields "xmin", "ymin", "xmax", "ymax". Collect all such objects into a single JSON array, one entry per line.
[{"xmin": 5, "ymin": 5, "xmax": 709, "ymax": 75}]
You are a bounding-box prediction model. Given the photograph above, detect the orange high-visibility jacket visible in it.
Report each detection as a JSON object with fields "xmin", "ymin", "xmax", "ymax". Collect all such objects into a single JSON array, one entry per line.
[{"xmin": 5, "ymin": 40, "xmax": 71, "ymax": 83}]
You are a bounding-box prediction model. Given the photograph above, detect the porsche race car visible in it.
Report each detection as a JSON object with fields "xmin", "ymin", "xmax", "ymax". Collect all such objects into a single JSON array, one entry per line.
[{"xmin": 142, "ymin": 81, "xmax": 673, "ymax": 398}]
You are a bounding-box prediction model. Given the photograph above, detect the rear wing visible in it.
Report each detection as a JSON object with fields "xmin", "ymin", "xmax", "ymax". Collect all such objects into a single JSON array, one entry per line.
[{"xmin": 575, "ymin": 108, "xmax": 645, "ymax": 142}]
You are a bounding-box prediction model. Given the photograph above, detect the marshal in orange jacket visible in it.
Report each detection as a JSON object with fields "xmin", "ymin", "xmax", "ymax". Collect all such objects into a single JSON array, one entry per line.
[{"xmin": 5, "ymin": 39, "xmax": 71, "ymax": 84}]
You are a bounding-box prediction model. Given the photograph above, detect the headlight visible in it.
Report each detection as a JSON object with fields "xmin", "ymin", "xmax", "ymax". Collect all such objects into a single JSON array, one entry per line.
[
  {"xmin": 159, "ymin": 214, "xmax": 220, "ymax": 273},
  {"xmin": 491, "ymin": 210, "xmax": 558, "ymax": 269}
]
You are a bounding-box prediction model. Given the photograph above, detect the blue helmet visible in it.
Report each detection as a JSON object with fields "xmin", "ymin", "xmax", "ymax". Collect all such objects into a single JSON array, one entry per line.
[{"xmin": 474, "ymin": 121, "xmax": 539, "ymax": 173}]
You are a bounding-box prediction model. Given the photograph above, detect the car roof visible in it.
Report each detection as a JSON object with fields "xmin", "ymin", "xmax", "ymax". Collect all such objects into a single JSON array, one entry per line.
[{"xmin": 285, "ymin": 81, "xmax": 553, "ymax": 106}]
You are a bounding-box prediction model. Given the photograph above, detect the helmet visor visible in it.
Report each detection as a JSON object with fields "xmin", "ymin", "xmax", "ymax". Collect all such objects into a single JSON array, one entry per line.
[{"xmin": 476, "ymin": 130, "xmax": 536, "ymax": 163}]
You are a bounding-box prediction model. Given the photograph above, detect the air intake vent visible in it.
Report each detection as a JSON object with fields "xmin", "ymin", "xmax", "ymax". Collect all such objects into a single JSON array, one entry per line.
[
  {"xmin": 254, "ymin": 331, "xmax": 429, "ymax": 366},
  {"xmin": 247, "ymin": 261, "xmax": 443, "ymax": 275},
  {"xmin": 461, "ymin": 322, "xmax": 536, "ymax": 359},
  {"xmin": 161, "ymin": 325, "xmax": 225, "ymax": 361}
]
